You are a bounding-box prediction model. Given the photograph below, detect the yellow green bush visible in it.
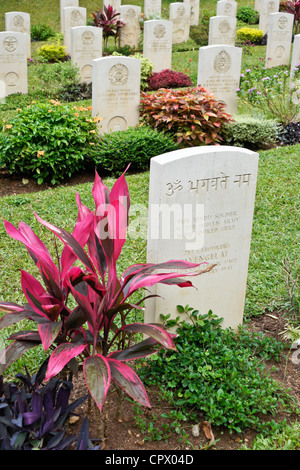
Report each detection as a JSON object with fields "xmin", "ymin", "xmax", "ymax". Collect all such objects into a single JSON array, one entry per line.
[{"xmin": 236, "ymin": 27, "xmax": 264, "ymax": 44}]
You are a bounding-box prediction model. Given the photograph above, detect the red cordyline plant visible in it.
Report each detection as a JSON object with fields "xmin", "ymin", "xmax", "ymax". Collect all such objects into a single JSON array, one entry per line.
[
  {"xmin": 0, "ymin": 170, "xmax": 210, "ymax": 412},
  {"xmin": 90, "ymin": 4, "xmax": 125, "ymax": 50},
  {"xmin": 285, "ymin": 1, "xmax": 300, "ymax": 34}
]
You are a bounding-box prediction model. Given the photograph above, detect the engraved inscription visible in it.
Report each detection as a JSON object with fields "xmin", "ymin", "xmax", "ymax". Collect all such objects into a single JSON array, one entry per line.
[
  {"xmin": 219, "ymin": 20, "xmax": 231, "ymax": 34},
  {"xmin": 13, "ymin": 15, "xmax": 25, "ymax": 29},
  {"xmin": 154, "ymin": 24, "xmax": 166, "ymax": 38},
  {"xmin": 278, "ymin": 16, "xmax": 288, "ymax": 29},
  {"xmin": 108, "ymin": 116, "xmax": 127, "ymax": 131},
  {"xmin": 3, "ymin": 36, "xmax": 17, "ymax": 52},
  {"xmin": 81, "ymin": 31, "xmax": 95, "ymax": 45},
  {"xmin": 4, "ymin": 71, "xmax": 19, "ymax": 86},
  {"xmin": 214, "ymin": 50, "xmax": 231, "ymax": 73},
  {"xmin": 165, "ymin": 173, "xmax": 252, "ymax": 196},
  {"xmin": 108, "ymin": 64, "xmax": 129, "ymax": 85}
]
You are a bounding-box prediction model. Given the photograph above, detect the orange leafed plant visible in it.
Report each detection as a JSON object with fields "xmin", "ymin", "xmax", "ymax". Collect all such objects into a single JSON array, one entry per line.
[{"xmin": 140, "ymin": 86, "xmax": 234, "ymax": 147}]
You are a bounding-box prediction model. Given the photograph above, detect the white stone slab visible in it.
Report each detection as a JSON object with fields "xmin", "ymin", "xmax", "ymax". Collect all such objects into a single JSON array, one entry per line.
[
  {"xmin": 265, "ymin": 12, "xmax": 294, "ymax": 68},
  {"xmin": 291, "ymin": 34, "xmax": 300, "ymax": 78},
  {"xmin": 184, "ymin": 0, "xmax": 200, "ymax": 26},
  {"xmin": 170, "ymin": 2, "xmax": 190, "ymax": 44},
  {"xmin": 216, "ymin": 1, "xmax": 237, "ymax": 17},
  {"xmin": 71, "ymin": 26, "xmax": 102, "ymax": 83},
  {"xmin": 5, "ymin": 12, "xmax": 31, "ymax": 59},
  {"xmin": 0, "ymin": 32, "xmax": 28, "ymax": 96},
  {"xmin": 60, "ymin": 0, "xmax": 78, "ymax": 32},
  {"xmin": 145, "ymin": 146, "xmax": 259, "ymax": 330},
  {"xmin": 143, "ymin": 20, "xmax": 173, "ymax": 72},
  {"xmin": 208, "ymin": 15, "xmax": 236, "ymax": 46},
  {"xmin": 259, "ymin": 0, "xmax": 280, "ymax": 34},
  {"xmin": 144, "ymin": 0, "xmax": 162, "ymax": 18},
  {"xmin": 92, "ymin": 56, "xmax": 141, "ymax": 134},
  {"xmin": 63, "ymin": 7, "xmax": 87, "ymax": 56},
  {"xmin": 120, "ymin": 5, "xmax": 141, "ymax": 49},
  {"xmin": 197, "ymin": 45, "xmax": 242, "ymax": 115}
]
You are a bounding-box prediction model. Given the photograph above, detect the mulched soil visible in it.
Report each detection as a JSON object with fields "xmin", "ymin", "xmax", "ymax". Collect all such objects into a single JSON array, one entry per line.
[{"xmin": 1, "ymin": 172, "xmax": 299, "ymax": 452}]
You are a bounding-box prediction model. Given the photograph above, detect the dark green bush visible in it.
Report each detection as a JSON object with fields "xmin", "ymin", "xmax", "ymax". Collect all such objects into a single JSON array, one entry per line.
[
  {"xmin": 237, "ymin": 6, "xmax": 259, "ymax": 24},
  {"xmin": 93, "ymin": 126, "xmax": 177, "ymax": 175},
  {"xmin": 189, "ymin": 10, "xmax": 212, "ymax": 46},
  {"xmin": 138, "ymin": 307, "xmax": 293, "ymax": 433},
  {"xmin": 0, "ymin": 101, "xmax": 99, "ymax": 185},
  {"xmin": 31, "ymin": 23, "xmax": 56, "ymax": 41}
]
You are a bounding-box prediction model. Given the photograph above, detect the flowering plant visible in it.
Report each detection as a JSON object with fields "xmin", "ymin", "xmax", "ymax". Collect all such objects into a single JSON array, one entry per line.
[
  {"xmin": 237, "ymin": 65, "xmax": 300, "ymax": 126},
  {"xmin": 0, "ymin": 170, "xmax": 210, "ymax": 411},
  {"xmin": 286, "ymin": 0, "xmax": 300, "ymax": 34}
]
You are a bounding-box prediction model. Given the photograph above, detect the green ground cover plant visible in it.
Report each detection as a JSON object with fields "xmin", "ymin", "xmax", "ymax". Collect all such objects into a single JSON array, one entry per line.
[{"xmin": 138, "ymin": 307, "xmax": 296, "ymax": 434}]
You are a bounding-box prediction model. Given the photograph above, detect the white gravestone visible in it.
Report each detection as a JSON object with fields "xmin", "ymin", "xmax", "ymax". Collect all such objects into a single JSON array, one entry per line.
[
  {"xmin": 120, "ymin": 5, "xmax": 141, "ymax": 49},
  {"xmin": 197, "ymin": 45, "xmax": 242, "ymax": 115},
  {"xmin": 208, "ymin": 15, "xmax": 237, "ymax": 46},
  {"xmin": 291, "ymin": 34, "xmax": 300, "ymax": 78},
  {"xmin": 265, "ymin": 12, "xmax": 294, "ymax": 68},
  {"xmin": 145, "ymin": 146, "xmax": 259, "ymax": 331},
  {"xmin": 92, "ymin": 56, "xmax": 141, "ymax": 134},
  {"xmin": 144, "ymin": 0, "xmax": 162, "ymax": 18},
  {"xmin": 0, "ymin": 32, "xmax": 28, "ymax": 96},
  {"xmin": 71, "ymin": 26, "xmax": 102, "ymax": 83},
  {"xmin": 184, "ymin": 0, "xmax": 200, "ymax": 26},
  {"xmin": 5, "ymin": 12, "xmax": 31, "ymax": 59},
  {"xmin": 143, "ymin": 20, "xmax": 173, "ymax": 72},
  {"xmin": 170, "ymin": 2, "xmax": 190, "ymax": 44},
  {"xmin": 63, "ymin": 7, "xmax": 87, "ymax": 56},
  {"xmin": 216, "ymin": 1, "xmax": 237, "ymax": 17},
  {"xmin": 0, "ymin": 80, "xmax": 5, "ymax": 104},
  {"xmin": 60, "ymin": 0, "xmax": 78, "ymax": 33},
  {"xmin": 259, "ymin": 0, "xmax": 280, "ymax": 34}
]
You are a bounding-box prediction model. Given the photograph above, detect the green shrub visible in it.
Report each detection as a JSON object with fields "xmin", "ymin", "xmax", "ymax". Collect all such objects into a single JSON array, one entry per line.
[
  {"xmin": 31, "ymin": 23, "xmax": 56, "ymax": 41},
  {"xmin": 0, "ymin": 101, "xmax": 99, "ymax": 185},
  {"xmin": 138, "ymin": 307, "xmax": 293, "ymax": 433},
  {"xmin": 236, "ymin": 27, "xmax": 264, "ymax": 44},
  {"xmin": 38, "ymin": 40, "xmax": 68, "ymax": 62},
  {"xmin": 236, "ymin": 6, "xmax": 259, "ymax": 24},
  {"xmin": 221, "ymin": 116, "xmax": 279, "ymax": 150},
  {"xmin": 189, "ymin": 10, "xmax": 211, "ymax": 46},
  {"xmin": 93, "ymin": 126, "xmax": 177, "ymax": 174}
]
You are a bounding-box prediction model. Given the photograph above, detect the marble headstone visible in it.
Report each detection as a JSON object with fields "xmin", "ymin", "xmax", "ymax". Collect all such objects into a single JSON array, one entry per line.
[
  {"xmin": 197, "ymin": 44, "xmax": 242, "ymax": 115},
  {"xmin": 120, "ymin": 5, "xmax": 141, "ymax": 49},
  {"xmin": 0, "ymin": 31, "xmax": 28, "ymax": 96},
  {"xmin": 145, "ymin": 146, "xmax": 259, "ymax": 330},
  {"xmin": 5, "ymin": 12, "xmax": 31, "ymax": 59},
  {"xmin": 143, "ymin": 20, "xmax": 173, "ymax": 72},
  {"xmin": 92, "ymin": 56, "xmax": 141, "ymax": 134},
  {"xmin": 265, "ymin": 12, "xmax": 294, "ymax": 68},
  {"xmin": 71, "ymin": 26, "xmax": 103, "ymax": 83}
]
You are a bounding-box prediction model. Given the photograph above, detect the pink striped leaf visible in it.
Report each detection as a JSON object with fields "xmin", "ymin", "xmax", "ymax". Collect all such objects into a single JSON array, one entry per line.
[
  {"xmin": 107, "ymin": 358, "xmax": 150, "ymax": 408},
  {"xmin": 0, "ymin": 341, "xmax": 38, "ymax": 375},
  {"xmin": 45, "ymin": 343, "xmax": 86, "ymax": 381},
  {"xmin": 120, "ymin": 323, "xmax": 177, "ymax": 351},
  {"xmin": 38, "ymin": 321, "xmax": 62, "ymax": 351},
  {"xmin": 34, "ymin": 213, "xmax": 96, "ymax": 275},
  {"xmin": 108, "ymin": 337, "xmax": 164, "ymax": 361},
  {"xmin": 83, "ymin": 355, "xmax": 111, "ymax": 412}
]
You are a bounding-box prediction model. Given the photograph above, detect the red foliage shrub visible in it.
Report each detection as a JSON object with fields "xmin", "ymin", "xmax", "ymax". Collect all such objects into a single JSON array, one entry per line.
[
  {"xmin": 140, "ymin": 86, "xmax": 234, "ymax": 146},
  {"xmin": 147, "ymin": 69, "xmax": 193, "ymax": 90}
]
